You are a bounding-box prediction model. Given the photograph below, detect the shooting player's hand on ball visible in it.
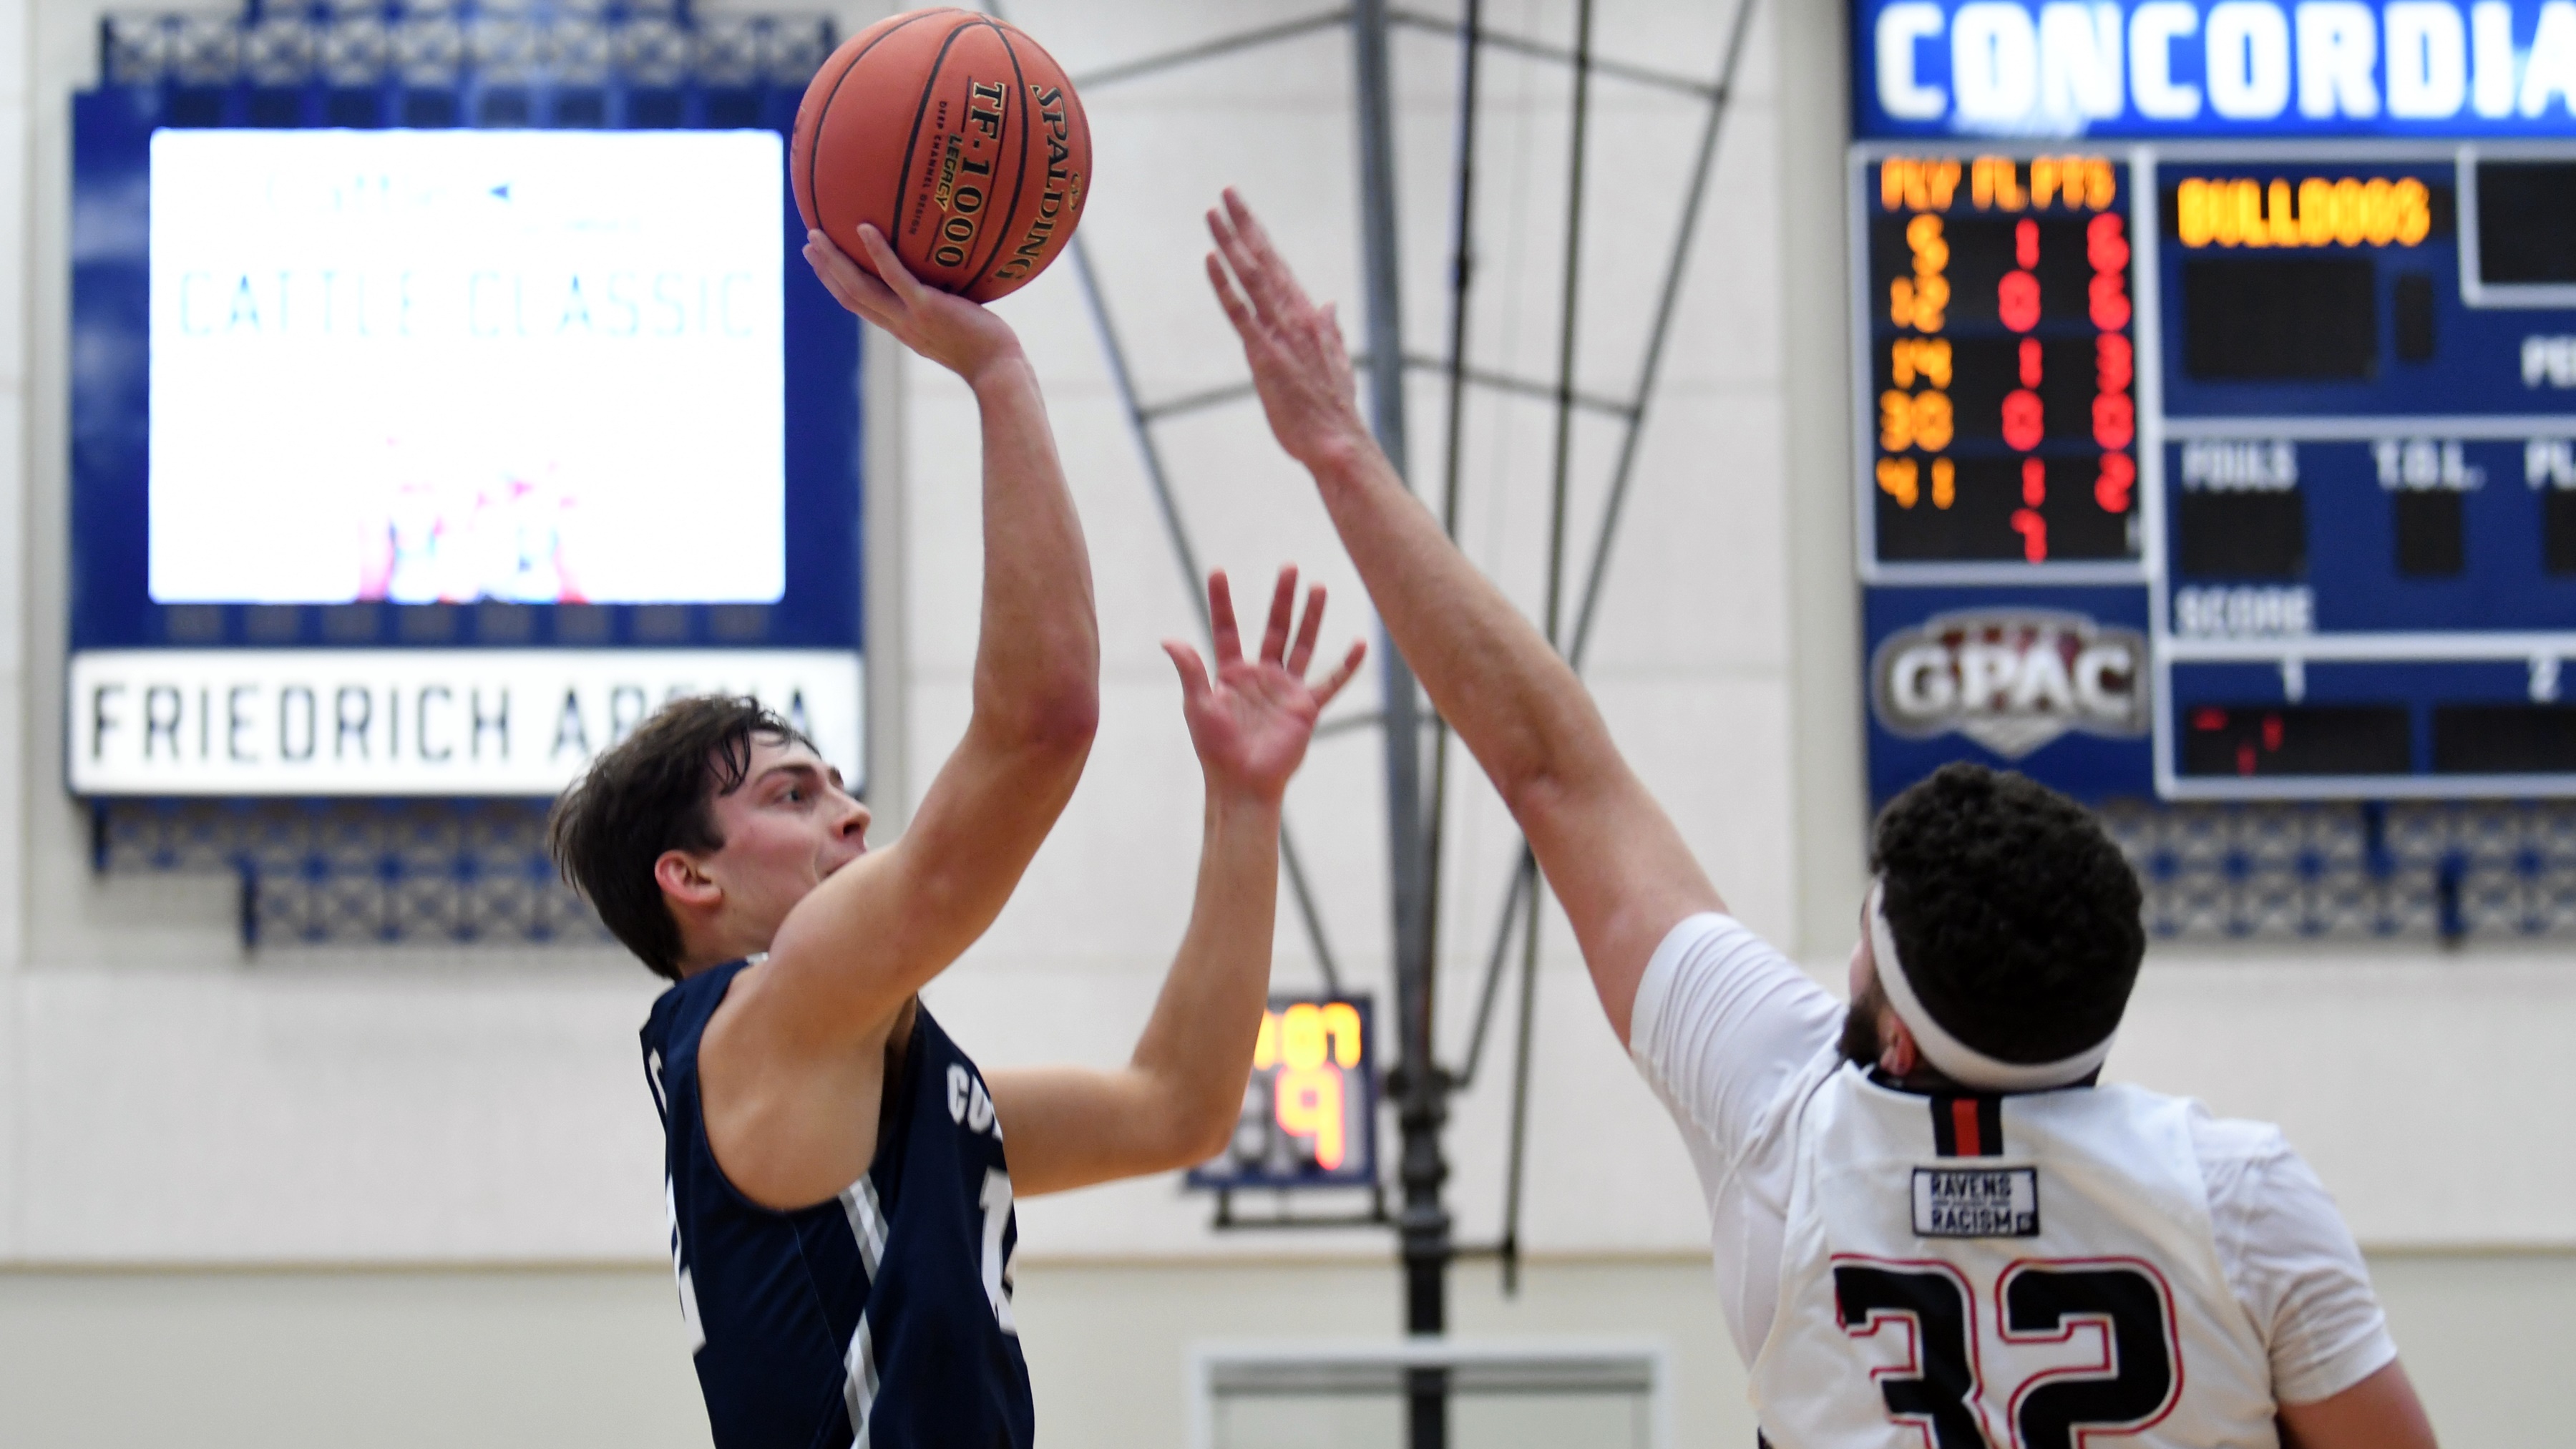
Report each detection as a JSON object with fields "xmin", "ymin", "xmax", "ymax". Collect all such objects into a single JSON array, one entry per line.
[
  {"xmin": 804, "ymin": 224, "xmax": 1026, "ymax": 389},
  {"xmin": 1203, "ymin": 190, "xmax": 1375, "ymax": 472},
  {"xmin": 1164, "ymin": 567, "xmax": 1365, "ymax": 806}
]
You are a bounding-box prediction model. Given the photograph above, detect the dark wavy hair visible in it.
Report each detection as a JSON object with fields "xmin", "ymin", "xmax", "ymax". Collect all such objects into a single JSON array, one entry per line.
[
  {"xmin": 1869, "ymin": 763, "xmax": 2145, "ymax": 1064},
  {"xmin": 547, "ymin": 695, "xmax": 813, "ymax": 980}
]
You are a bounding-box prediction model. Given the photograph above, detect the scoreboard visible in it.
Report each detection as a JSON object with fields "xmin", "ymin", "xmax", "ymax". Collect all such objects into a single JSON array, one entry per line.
[{"xmin": 1853, "ymin": 0, "xmax": 2576, "ymax": 803}]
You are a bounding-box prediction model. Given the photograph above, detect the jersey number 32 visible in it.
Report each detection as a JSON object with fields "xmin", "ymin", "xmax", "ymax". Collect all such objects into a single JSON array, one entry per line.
[{"xmin": 1833, "ymin": 1256, "xmax": 2180, "ymax": 1449}]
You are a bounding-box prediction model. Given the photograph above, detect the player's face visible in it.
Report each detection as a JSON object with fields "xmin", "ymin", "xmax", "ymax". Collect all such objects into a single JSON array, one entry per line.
[{"xmin": 698, "ymin": 736, "xmax": 871, "ymax": 946}]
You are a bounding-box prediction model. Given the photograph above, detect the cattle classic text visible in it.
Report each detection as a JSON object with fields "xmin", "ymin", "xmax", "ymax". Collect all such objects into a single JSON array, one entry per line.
[{"xmin": 167, "ymin": 268, "xmax": 764, "ymax": 341}]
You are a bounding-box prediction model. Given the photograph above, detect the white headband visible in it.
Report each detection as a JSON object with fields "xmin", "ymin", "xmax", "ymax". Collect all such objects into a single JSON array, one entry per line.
[{"xmin": 1865, "ymin": 879, "xmax": 2115, "ymax": 1092}]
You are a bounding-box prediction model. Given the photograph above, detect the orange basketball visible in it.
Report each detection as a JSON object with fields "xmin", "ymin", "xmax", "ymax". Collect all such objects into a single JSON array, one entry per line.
[{"xmin": 791, "ymin": 8, "xmax": 1091, "ymax": 303}]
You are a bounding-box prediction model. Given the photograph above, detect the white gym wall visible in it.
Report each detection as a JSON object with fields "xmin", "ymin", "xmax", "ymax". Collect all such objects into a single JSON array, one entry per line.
[{"xmin": 0, "ymin": 1, "xmax": 2569, "ymax": 1445}]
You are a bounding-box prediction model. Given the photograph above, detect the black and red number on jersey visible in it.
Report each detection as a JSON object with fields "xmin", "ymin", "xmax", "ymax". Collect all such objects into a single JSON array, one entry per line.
[{"xmin": 1831, "ymin": 1254, "xmax": 2183, "ymax": 1448}]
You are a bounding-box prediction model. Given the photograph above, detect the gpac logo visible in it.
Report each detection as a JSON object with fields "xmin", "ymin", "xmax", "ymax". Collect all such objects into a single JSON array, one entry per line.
[{"xmin": 1872, "ymin": 610, "xmax": 2148, "ymax": 758}]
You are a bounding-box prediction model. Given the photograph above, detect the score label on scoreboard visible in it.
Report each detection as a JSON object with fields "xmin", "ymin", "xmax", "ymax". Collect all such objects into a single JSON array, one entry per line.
[
  {"xmin": 1864, "ymin": 154, "xmax": 2143, "ymax": 577},
  {"xmin": 1187, "ymin": 997, "xmax": 1376, "ymax": 1192}
]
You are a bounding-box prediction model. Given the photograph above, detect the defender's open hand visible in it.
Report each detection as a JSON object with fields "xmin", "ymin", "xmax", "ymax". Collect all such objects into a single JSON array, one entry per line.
[
  {"xmin": 1204, "ymin": 190, "xmax": 1375, "ymax": 472},
  {"xmin": 1164, "ymin": 567, "xmax": 1365, "ymax": 805},
  {"xmin": 804, "ymin": 225, "xmax": 1025, "ymax": 387}
]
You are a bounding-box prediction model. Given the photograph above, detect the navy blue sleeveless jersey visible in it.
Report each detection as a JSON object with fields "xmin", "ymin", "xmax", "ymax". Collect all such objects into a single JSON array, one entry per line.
[{"xmin": 641, "ymin": 960, "xmax": 1034, "ymax": 1449}]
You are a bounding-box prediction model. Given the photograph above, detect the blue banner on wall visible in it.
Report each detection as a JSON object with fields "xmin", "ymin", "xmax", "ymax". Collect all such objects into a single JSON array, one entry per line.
[{"xmin": 1855, "ymin": 0, "xmax": 2576, "ymax": 138}]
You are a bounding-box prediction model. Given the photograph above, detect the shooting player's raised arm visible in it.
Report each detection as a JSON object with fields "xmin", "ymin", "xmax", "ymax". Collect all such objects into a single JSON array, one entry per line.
[
  {"xmin": 772, "ymin": 225, "xmax": 1097, "ymax": 997},
  {"xmin": 698, "ymin": 228, "xmax": 1098, "ymax": 1209},
  {"xmin": 1204, "ymin": 191, "xmax": 1719, "ymax": 1045}
]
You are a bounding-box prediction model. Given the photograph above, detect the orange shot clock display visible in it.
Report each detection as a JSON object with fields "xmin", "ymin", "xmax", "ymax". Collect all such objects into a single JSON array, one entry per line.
[
  {"xmin": 1249, "ymin": 1000, "xmax": 1362, "ymax": 1170},
  {"xmin": 1866, "ymin": 154, "xmax": 2142, "ymax": 568},
  {"xmin": 1187, "ymin": 997, "xmax": 1377, "ymax": 1191}
]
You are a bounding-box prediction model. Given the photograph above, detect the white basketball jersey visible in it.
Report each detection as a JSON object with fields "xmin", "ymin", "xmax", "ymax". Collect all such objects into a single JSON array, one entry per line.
[{"xmin": 1749, "ymin": 1064, "xmax": 2278, "ymax": 1448}]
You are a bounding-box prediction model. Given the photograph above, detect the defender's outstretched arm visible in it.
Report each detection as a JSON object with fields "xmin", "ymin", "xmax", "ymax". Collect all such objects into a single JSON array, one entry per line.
[
  {"xmin": 701, "ymin": 228, "xmax": 1099, "ymax": 1208},
  {"xmin": 1205, "ymin": 190, "xmax": 1719, "ymax": 1044},
  {"xmin": 993, "ymin": 568, "xmax": 1363, "ymax": 1196}
]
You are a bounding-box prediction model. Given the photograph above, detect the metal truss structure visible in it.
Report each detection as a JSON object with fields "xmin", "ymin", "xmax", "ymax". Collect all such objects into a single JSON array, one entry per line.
[
  {"xmin": 998, "ymin": 8, "xmax": 2576, "ymax": 1445},
  {"xmin": 1010, "ymin": 4, "xmax": 1762, "ymax": 1445}
]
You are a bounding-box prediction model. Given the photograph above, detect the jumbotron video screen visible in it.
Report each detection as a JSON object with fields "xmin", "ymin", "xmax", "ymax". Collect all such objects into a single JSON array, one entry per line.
[{"xmin": 147, "ymin": 129, "xmax": 787, "ymax": 608}]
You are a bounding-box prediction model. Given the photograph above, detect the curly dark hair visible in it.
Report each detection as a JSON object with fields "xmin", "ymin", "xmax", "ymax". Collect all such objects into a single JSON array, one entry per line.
[
  {"xmin": 1869, "ymin": 763, "xmax": 2144, "ymax": 1064},
  {"xmin": 547, "ymin": 695, "xmax": 814, "ymax": 980}
]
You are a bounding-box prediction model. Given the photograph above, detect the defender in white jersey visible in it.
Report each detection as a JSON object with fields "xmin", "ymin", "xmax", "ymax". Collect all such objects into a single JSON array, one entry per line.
[{"xmin": 1204, "ymin": 188, "xmax": 2439, "ymax": 1449}]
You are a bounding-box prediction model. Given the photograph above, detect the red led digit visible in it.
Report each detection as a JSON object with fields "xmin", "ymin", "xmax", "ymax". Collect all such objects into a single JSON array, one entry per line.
[
  {"xmin": 1999, "ymin": 270, "xmax": 2041, "ymax": 332},
  {"xmin": 2020, "ymin": 337, "xmax": 2044, "ymax": 388},
  {"xmin": 2086, "ymin": 211, "xmax": 2129, "ymax": 273},
  {"xmin": 2092, "ymin": 394, "xmax": 2135, "ymax": 449},
  {"xmin": 2094, "ymin": 452, "xmax": 2135, "ymax": 512},
  {"xmin": 2002, "ymin": 389, "xmax": 2045, "ymax": 450},
  {"xmin": 2011, "ymin": 507, "xmax": 2048, "ymax": 562},
  {"xmin": 2022, "ymin": 457, "xmax": 2047, "ymax": 506},
  {"xmin": 2088, "ymin": 270, "xmax": 2131, "ymax": 330},
  {"xmin": 2016, "ymin": 217, "xmax": 2039, "ymax": 269},
  {"xmin": 2095, "ymin": 333, "xmax": 2132, "ymax": 391}
]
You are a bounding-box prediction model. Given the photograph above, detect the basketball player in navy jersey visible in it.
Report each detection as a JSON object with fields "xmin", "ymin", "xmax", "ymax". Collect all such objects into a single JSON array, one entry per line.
[
  {"xmin": 550, "ymin": 223, "xmax": 1362, "ymax": 1449},
  {"xmin": 1206, "ymin": 190, "xmax": 2441, "ymax": 1448}
]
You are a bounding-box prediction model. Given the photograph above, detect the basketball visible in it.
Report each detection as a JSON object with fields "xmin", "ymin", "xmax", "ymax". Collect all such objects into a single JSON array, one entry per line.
[{"xmin": 791, "ymin": 8, "xmax": 1091, "ymax": 303}]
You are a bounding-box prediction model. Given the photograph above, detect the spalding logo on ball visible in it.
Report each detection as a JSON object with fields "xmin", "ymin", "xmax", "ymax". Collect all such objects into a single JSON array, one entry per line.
[{"xmin": 791, "ymin": 8, "xmax": 1091, "ymax": 302}]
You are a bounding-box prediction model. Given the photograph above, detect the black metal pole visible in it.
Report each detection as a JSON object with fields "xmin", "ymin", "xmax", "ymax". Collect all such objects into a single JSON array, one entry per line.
[
  {"xmin": 1351, "ymin": 3, "xmax": 1448, "ymax": 1446},
  {"xmin": 1483, "ymin": 0, "xmax": 1597, "ymax": 1307},
  {"xmin": 1418, "ymin": 0, "xmax": 1483, "ymax": 1114},
  {"xmin": 1544, "ymin": 0, "xmax": 1596, "ymax": 648},
  {"xmin": 1500, "ymin": 857, "xmax": 1542, "ymax": 1292}
]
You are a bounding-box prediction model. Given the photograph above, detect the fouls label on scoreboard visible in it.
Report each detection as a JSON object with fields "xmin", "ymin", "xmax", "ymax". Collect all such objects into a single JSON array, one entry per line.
[{"xmin": 68, "ymin": 649, "xmax": 860, "ymax": 796}]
